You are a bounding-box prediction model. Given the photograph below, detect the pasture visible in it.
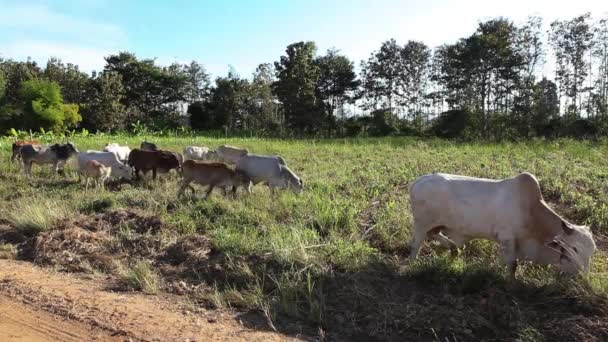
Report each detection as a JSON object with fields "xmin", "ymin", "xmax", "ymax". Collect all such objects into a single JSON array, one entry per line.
[{"xmin": 1, "ymin": 135, "xmax": 608, "ymax": 341}]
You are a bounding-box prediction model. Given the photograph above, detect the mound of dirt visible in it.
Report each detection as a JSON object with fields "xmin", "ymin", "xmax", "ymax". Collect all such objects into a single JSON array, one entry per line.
[
  {"xmin": 30, "ymin": 210, "xmax": 176, "ymax": 273},
  {"xmin": 164, "ymin": 234, "xmax": 212, "ymax": 265},
  {"xmin": 34, "ymin": 226, "xmax": 116, "ymax": 272}
]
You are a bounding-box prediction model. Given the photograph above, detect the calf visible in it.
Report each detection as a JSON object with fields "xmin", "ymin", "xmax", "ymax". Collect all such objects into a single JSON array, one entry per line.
[
  {"xmin": 80, "ymin": 160, "xmax": 111, "ymax": 192},
  {"xmin": 236, "ymin": 154, "xmax": 302, "ymax": 194},
  {"xmin": 408, "ymin": 172, "xmax": 596, "ymax": 278},
  {"xmin": 103, "ymin": 143, "xmax": 131, "ymax": 164},
  {"xmin": 11, "ymin": 140, "xmax": 41, "ymax": 162},
  {"xmin": 78, "ymin": 151, "xmax": 133, "ymax": 180},
  {"xmin": 20, "ymin": 142, "xmax": 79, "ymax": 177},
  {"xmin": 127, "ymin": 149, "xmax": 180, "ymax": 180},
  {"xmin": 177, "ymin": 160, "xmax": 251, "ymax": 199}
]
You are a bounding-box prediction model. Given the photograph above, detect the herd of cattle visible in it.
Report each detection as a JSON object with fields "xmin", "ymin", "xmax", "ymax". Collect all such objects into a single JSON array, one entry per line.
[
  {"xmin": 11, "ymin": 140, "xmax": 303, "ymax": 195},
  {"xmin": 7, "ymin": 140, "xmax": 598, "ymax": 279}
]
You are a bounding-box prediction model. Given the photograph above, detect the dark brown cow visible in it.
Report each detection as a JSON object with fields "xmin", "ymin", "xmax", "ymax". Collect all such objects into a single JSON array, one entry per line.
[
  {"xmin": 11, "ymin": 140, "xmax": 41, "ymax": 162},
  {"xmin": 177, "ymin": 160, "xmax": 251, "ymax": 199},
  {"xmin": 127, "ymin": 149, "xmax": 180, "ymax": 180}
]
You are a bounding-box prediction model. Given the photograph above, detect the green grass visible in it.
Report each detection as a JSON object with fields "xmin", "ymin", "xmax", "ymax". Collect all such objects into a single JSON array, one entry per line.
[
  {"xmin": 5, "ymin": 198, "xmax": 71, "ymax": 235},
  {"xmin": 119, "ymin": 259, "xmax": 162, "ymax": 294},
  {"xmin": 1, "ymin": 135, "xmax": 608, "ymax": 339}
]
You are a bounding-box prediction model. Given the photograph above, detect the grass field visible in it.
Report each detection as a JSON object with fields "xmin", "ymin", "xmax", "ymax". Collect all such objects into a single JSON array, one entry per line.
[{"xmin": 1, "ymin": 135, "xmax": 608, "ymax": 341}]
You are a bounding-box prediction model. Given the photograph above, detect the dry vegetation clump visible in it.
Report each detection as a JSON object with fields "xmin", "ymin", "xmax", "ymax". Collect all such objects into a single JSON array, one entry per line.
[{"xmin": 26, "ymin": 210, "xmax": 176, "ymax": 273}]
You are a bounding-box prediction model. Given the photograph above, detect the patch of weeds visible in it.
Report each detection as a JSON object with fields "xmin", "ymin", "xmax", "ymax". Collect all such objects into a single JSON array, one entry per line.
[
  {"xmin": 80, "ymin": 197, "xmax": 115, "ymax": 214},
  {"xmin": 7, "ymin": 198, "xmax": 71, "ymax": 235},
  {"xmin": 0, "ymin": 243, "xmax": 17, "ymax": 259},
  {"xmin": 119, "ymin": 259, "xmax": 162, "ymax": 294}
]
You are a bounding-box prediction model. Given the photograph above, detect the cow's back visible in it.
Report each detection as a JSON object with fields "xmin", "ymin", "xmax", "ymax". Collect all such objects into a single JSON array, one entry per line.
[
  {"xmin": 410, "ymin": 173, "xmax": 525, "ymax": 236},
  {"xmin": 236, "ymin": 154, "xmax": 281, "ymax": 183}
]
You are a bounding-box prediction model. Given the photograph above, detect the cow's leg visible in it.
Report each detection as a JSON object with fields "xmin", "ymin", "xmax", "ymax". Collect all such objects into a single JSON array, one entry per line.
[
  {"xmin": 152, "ymin": 168, "xmax": 157, "ymax": 181},
  {"xmin": 428, "ymin": 227, "xmax": 459, "ymax": 257},
  {"xmin": 24, "ymin": 161, "xmax": 32, "ymax": 178},
  {"xmin": 177, "ymin": 179, "xmax": 192, "ymax": 198},
  {"xmin": 499, "ymin": 238, "xmax": 518, "ymax": 280},
  {"xmin": 135, "ymin": 168, "xmax": 141, "ymax": 181},
  {"xmin": 409, "ymin": 217, "xmax": 434, "ymax": 259},
  {"xmin": 85, "ymin": 177, "xmax": 90, "ymax": 192},
  {"xmin": 204, "ymin": 185, "xmax": 215, "ymax": 199},
  {"xmin": 409, "ymin": 229, "xmax": 427, "ymax": 259},
  {"xmin": 55, "ymin": 160, "xmax": 67, "ymax": 177}
]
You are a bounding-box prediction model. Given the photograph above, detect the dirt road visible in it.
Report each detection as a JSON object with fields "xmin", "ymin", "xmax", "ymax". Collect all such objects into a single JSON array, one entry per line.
[
  {"xmin": 0, "ymin": 295, "xmax": 119, "ymax": 341},
  {"xmin": 0, "ymin": 260, "xmax": 304, "ymax": 341}
]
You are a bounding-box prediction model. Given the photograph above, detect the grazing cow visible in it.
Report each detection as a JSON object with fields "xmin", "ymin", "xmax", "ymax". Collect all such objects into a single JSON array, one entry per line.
[
  {"xmin": 183, "ymin": 146, "xmax": 216, "ymax": 161},
  {"xmin": 140, "ymin": 141, "xmax": 158, "ymax": 151},
  {"xmin": 127, "ymin": 149, "xmax": 180, "ymax": 180},
  {"xmin": 216, "ymin": 145, "xmax": 249, "ymax": 164},
  {"xmin": 11, "ymin": 140, "xmax": 41, "ymax": 162},
  {"xmin": 236, "ymin": 154, "xmax": 302, "ymax": 194},
  {"xmin": 103, "ymin": 143, "xmax": 131, "ymax": 163},
  {"xmin": 20, "ymin": 143, "xmax": 79, "ymax": 177},
  {"xmin": 177, "ymin": 160, "xmax": 251, "ymax": 199},
  {"xmin": 80, "ymin": 160, "xmax": 111, "ymax": 192},
  {"xmin": 408, "ymin": 172, "xmax": 597, "ymax": 278},
  {"xmin": 78, "ymin": 151, "xmax": 133, "ymax": 180}
]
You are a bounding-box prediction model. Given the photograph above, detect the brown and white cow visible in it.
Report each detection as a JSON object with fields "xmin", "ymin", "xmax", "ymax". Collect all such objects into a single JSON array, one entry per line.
[
  {"xmin": 408, "ymin": 172, "xmax": 596, "ymax": 278},
  {"xmin": 177, "ymin": 160, "xmax": 251, "ymax": 199}
]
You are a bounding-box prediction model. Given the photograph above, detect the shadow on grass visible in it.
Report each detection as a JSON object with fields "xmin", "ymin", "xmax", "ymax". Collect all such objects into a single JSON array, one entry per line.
[{"xmin": 185, "ymin": 253, "xmax": 608, "ymax": 342}]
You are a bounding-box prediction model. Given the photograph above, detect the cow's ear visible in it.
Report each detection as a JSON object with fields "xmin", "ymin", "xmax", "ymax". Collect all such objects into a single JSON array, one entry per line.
[{"xmin": 562, "ymin": 221, "xmax": 575, "ymax": 235}]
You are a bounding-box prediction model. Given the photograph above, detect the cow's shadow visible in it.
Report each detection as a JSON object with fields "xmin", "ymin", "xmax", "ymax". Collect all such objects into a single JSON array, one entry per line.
[{"xmin": 227, "ymin": 253, "xmax": 607, "ymax": 342}]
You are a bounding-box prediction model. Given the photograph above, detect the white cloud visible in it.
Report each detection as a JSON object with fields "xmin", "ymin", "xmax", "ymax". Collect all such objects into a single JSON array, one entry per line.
[
  {"xmin": 1, "ymin": 40, "xmax": 115, "ymax": 73},
  {"xmin": 0, "ymin": 2, "xmax": 126, "ymax": 72},
  {"xmin": 0, "ymin": 2, "xmax": 126, "ymax": 47}
]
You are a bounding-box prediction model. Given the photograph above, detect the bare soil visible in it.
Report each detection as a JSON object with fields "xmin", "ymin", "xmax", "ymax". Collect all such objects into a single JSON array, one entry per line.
[{"xmin": 0, "ymin": 259, "xmax": 303, "ymax": 342}]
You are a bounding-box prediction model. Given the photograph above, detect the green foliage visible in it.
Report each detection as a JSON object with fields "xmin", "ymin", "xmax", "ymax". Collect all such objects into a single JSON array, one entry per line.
[
  {"xmin": 20, "ymin": 79, "xmax": 82, "ymax": 132},
  {"xmin": 274, "ymin": 41, "xmax": 324, "ymax": 134}
]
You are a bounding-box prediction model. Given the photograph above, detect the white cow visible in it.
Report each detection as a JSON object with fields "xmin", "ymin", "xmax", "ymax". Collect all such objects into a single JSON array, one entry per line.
[
  {"xmin": 408, "ymin": 172, "xmax": 596, "ymax": 278},
  {"xmin": 183, "ymin": 146, "xmax": 218, "ymax": 161},
  {"xmin": 103, "ymin": 143, "xmax": 131, "ymax": 163},
  {"xmin": 236, "ymin": 154, "xmax": 302, "ymax": 194},
  {"xmin": 216, "ymin": 145, "xmax": 249, "ymax": 164},
  {"xmin": 78, "ymin": 151, "xmax": 133, "ymax": 180}
]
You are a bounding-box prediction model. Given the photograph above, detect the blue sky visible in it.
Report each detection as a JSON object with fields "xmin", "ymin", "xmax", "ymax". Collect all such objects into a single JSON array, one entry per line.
[{"xmin": 1, "ymin": 0, "xmax": 607, "ymax": 79}]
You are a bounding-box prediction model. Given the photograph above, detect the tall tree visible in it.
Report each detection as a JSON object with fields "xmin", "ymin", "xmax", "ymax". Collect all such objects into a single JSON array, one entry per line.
[
  {"xmin": 81, "ymin": 71, "xmax": 126, "ymax": 132},
  {"xmin": 360, "ymin": 39, "xmax": 402, "ymax": 115},
  {"xmin": 184, "ymin": 61, "xmax": 210, "ymax": 103},
  {"xmin": 273, "ymin": 41, "xmax": 322, "ymax": 133},
  {"xmin": 550, "ymin": 13, "xmax": 595, "ymax": 117},
  {"xmin": 315, "ymin": 49, "xmax": 359, "ymax": 132},
  {"xmin": 44, "ymin": 57, "xmax": 89, "ymax": 104},
  {"xmin": 591, "ymin": 17, "xmax": 608, "ymax": 117},
  {"xmin": 399, "ymin": 41, "xmax": 431, "ymax": 131}
]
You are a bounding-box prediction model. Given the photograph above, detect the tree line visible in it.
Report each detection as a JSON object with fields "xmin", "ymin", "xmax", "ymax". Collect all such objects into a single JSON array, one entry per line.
[{"xmin": 0, "ymin": 13, "xmax": 607, "ymax": 140}]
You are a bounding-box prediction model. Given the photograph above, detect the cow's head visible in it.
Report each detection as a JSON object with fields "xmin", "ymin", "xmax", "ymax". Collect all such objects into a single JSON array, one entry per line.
[
  {"xmin": 114, "ymin": 163, "xmax": 133, "ymax": 180},
  {"xmin": 546, "ymin": 221, "xmax": 596, "ymax": 274},
  {"xmin": 281, "ymin": 166, "xmax": 303, "ymax": 194}
]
